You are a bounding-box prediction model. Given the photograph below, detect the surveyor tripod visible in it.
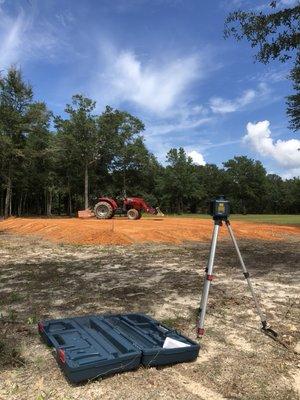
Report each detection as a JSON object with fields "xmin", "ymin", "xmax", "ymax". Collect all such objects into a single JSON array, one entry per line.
[{"xmin": 196, "ymin": 217, "xmax": 277, "ymax": 339}]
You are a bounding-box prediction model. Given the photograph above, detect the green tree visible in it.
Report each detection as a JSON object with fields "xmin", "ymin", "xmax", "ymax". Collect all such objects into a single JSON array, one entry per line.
[
  {"xmin": 224, "ymin": 2, "xmax": 300, "ymax": 131},
  {"xmin": 282, "ymin": 177, "xmax": 300, "ymax": 213},
  {"xmin": 108, "ymin": 109, "xmax": 145, "ymax": 194},
  {"xmin": 54, "ymin": 95, "xmax": 99, "ymax": 209},
  {"xmin": 264, "ymin": 174, "xmax": 284, "ymax": 213},
  {"xmin": 24, "ymin": 102, "xmax": 54, "ymax": 216},
  {"xmin": 0, "ymin": 67, "xmax": 33, "ymax": 218},
  {"xmin": 54, "ymin": 104, "xmax": 145, "ymax": 213},
  {"xmin": 287, "ymin": 53, "xmax": 300, "ymax": 131},
  {"xmin": 223, "ymin": 156, "xmax": 268, "ymax": 213},
  {"xmin": 54, "ymin": 129, "xmax": 80, "ymax": 215},
  {"xmin": 196, "ymin": 164, "xmax": 230, "ymax": 212},
  {"xmin": 159, "ymin": 148, "xmax": 204, "ymax": 213}
]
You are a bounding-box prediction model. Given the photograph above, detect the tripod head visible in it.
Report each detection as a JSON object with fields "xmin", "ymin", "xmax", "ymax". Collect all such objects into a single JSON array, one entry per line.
[{"xmin": 209, "ymin": 195, "xmax": 230, "ymax": 221}]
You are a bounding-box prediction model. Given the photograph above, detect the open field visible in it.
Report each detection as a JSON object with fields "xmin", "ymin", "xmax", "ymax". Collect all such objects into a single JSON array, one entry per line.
[
  {"xmin": 0, "ymin": 217, "xmax": 299, "ymax": 246},
  {"xmin": 0, "ymin": 229, "xmax": 299, "ymax": 400}
]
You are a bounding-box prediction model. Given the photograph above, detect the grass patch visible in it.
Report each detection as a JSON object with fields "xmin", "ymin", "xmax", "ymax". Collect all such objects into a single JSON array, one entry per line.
[
  {"xmin": 160, "ymin": 316, "xmax": 185, "ymax": 329},
  {"xmin": 160, "ymin": 213, "xmax": 300, "ymax": 226},
  {"xmin": 0, "ymin": 338, "xmax": 26, "ymax": 368}
]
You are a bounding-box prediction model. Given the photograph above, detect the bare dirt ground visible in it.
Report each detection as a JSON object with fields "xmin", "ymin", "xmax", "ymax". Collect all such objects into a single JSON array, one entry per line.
[
  {"xmin": 0, "ymin": 227, "xmax": 299, "ymax": 400},
  {"xmin": 1, "ymin": 217, "xmax": 299, "ymax": 245}
]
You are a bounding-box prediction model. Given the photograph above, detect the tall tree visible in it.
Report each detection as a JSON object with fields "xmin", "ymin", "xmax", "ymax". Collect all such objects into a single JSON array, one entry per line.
[
  {"xmin": 264, "ymin": 174, "xmax": 284, "ymax": 213},
  {"xmin": 109, "ymin": 109, "xmax": 145, "ymax": 194},
  {"xmin": 54, "ymin": 95, "xmax": 99, "ymax": 209},
  {"xmin": 196, "ymin": 164, "xmax": 230, "ymax": 209},
  {"xmin": 24, "ymin": 102, "xmax": 54, "ymax": 216},
  {"xmin": 282, "ymin": 177, "xmax": 300, "ymax": 213},
  {"xmin": 54, "ymin": 129, "xmax": 80, "ymax": 215},
  {"xmin": 287, "ymin": 53, "xmax": 300, "ymax": 131},
  {"xmin": 0, "ymin": 68, "xmax": 33, "ymax": 218},
  {"xmin": 160, "ymin": 148, "xmax": 204, "ymax": 213},
  {"xmin": 224, "ymin": 2, "xmax": 300, "ymax": 131},
  {"xmin": 223, "ymin": 156, "xmax": 268, "ymax": 213}
]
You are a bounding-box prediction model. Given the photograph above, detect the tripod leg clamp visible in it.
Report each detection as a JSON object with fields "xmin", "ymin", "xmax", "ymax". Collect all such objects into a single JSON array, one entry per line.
[{"xmin": 197, "ymin": 327, "xmax": 205, "ymax": 337}]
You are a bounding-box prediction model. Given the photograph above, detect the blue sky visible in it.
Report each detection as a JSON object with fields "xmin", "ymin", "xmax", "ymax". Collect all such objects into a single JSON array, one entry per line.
[{"xmin": 0, "ymin": 0, "xmax": 299, "ymax": 178}]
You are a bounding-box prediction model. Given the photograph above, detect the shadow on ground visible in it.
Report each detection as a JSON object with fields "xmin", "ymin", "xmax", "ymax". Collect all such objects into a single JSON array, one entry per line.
[{"xmin": 0, "ymin": 234, "xmax": 299, "ymax": 400}]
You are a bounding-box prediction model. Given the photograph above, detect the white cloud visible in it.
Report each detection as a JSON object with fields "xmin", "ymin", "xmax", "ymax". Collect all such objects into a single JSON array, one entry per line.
[
  {"xmin": 251, "ymin": 68, "xmax": 288, "ymax": 84},
  {"xmin": 188, "ymin": 150, "xmax": 206, "ymax": 166},
  {"xmin": 0, "ymin": 7, "xmax": 67, "ymax": 70},
  {"xmin": 243, "ymin": 120, "xmax": 300, "ymax": 177},
  {"xmin": 210, "ymin": 89, "xmax": 255, "ymax": 113},
  {"xmin": 278, "ymin": 0, "xmax": 299, "ymax": 6},
  {"xmin": 97, "ymin": 45, "xmax": 202, "ymax": 114},
  {"xmin": 280, "ymin": 168, "xmax": 300, "ymax": 179},
  {"xmin": 148, "ymin": 116, "xmax": 211, "ymax": 136},
  {"xmin": 210, "ymin": 83, "xmax": 270, "ymax": 114},
  {"xmin": 201, "ymin": 139, "xmax": 241, "ymax": 150},
  {"xmin": 144, "ymin": 103, "xmax": 212, "ymax": 136},
  {"xmin": 55, "ymin": 11, "xmax": 74, "ymax": 27},
  {"xmin": 0, "ymin": 12, "xmax": 26, "ymax": 69},
  {"xmin": 229, "ymin": 0, "xmax": 299, "ymax": 11}
]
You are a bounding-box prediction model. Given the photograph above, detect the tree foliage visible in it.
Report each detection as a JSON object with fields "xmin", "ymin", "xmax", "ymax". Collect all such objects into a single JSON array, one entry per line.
[
  {"xmin": 0, "ymin": 68, "xmax": 37, "ymax": 217},
  {"xmin": 223, "ymin": 156, "xmax": 268, "ymax": 213},
  {"xmin": 224, "ymin": 1, "xmax": 300, "ymax": 131},
  {"xmin": 158, "ymin": 148, "xmax": 204, "ymax": 213},
  {"xmin": 54, "ymin": 95, "xmax": 98, "ymax": 209},
  {"xmin": 287, "ymin": 53, "xmax": 300, "ymax": 131},
  {"xmin": 0, "ymin": 67, "xmax": 299, "ymax": 217}
]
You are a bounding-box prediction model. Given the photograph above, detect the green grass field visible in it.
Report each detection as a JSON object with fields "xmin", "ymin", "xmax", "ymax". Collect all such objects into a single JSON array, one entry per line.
[{"xmin": 163, "ymin": 213, "xmax": 300, "ymax": 226}]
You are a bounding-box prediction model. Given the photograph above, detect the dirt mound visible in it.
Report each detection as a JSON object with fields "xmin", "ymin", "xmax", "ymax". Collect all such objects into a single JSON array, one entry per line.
[{"xmin": 1, "ymin": 217, "xmax": 299, "ymax": 245}]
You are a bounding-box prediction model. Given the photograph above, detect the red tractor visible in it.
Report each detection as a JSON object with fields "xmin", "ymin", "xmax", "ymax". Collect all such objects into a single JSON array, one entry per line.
[{"xmin": 92, "ymin": 196, "xmax": 163, "ymax": 220}]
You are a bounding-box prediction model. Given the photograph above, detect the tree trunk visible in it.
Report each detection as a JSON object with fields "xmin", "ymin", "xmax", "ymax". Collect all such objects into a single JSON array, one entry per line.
[
  {"xmin": 177, "ymin": 198, "xmax": 181, "ymax": 214},
  {"xmin": 242, "ymin": 199, "xmax": 247, "ymax": 215},
  {"xmin": 58, "ymin": 192, "xmax": 61, "ymax": 216},
  {"xmin": 18, "ymin": 193, "xmax": 23, "ymax": 217},
  {"xmin": 0, "ymin": 192, "xmax": 3, "ymax": 217},
  {"xmin": 84, "ymin": 163, "xmax": 89, "ymax": 209},
  {"xmin": 37, "ymin": 198, "xmax": 42, "ymax": 215},
  {"xmin": 68, "ymin": 184, "xmax": 72, "ymax": 216},
  {"xmin": 46, "ymin": 189, "xmax": 52, "ymax": 217},
  {"xmin": 23, "ymin": 192, "xmax": 27, "ymax": 216},
  {"xmin": 4, "ymin": 170, "xmax": 12, "ymax": 219},
  {"xmin": 9, "ymin": 189, "xmax": 12, "ymax": 216},
  {"xmin": 123, "ymin": 168, "xmax": 127, "ymax": 196},
  {"xmin": 45, "ymin": 190, "xmax": 47, "ymax": 215}
]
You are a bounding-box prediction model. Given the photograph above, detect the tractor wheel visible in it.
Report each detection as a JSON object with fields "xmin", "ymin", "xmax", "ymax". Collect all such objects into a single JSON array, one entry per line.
[
  {"xmin": 94, "ymin": 201, "xmax": 114, "ymax": 219},
  {"xmin": 127, "ymin": 208, "xmax": 140, "ymax": 220}
]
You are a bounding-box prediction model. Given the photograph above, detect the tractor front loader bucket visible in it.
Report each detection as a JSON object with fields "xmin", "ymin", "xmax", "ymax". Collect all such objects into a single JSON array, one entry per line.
[
  {"xmin": 78, "ymin": 209, "xmax": 95, "ymax": 219},
  {"xmin": 155, "ymin": 207, "xmax": 165, "ymax": 217}
]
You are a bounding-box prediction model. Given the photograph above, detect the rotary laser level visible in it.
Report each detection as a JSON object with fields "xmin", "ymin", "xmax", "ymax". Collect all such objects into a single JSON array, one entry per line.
[
  {"xmin": 209, "ymin": 195, "xmax": 230, "ymax": 221},
  {"xmin": 197, "ymin": 196, "xmax": 277, "ymax": 340}
]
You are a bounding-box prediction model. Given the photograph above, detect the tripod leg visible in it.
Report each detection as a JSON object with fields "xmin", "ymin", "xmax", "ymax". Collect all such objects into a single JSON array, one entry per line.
[
  {"xmin": 198, "ymin": 222, "xmax": 220, "ymax": 319},
  {"xmin": 198, "ymin": 268, "xmax": 208, "ymax": 318},
  {"xmin": 225, "ymin": 220, "xmax": 268, "ymax": 330},
  {"xmin": 197, "ymin": 221, "xmax": 221, "ymax": 337}
]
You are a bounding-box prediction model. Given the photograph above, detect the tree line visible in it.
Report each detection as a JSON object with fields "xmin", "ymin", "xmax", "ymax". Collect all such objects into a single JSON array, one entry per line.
[{"xmin": 0, "ymin": 67, "xmax": 299, "ymax": 218}]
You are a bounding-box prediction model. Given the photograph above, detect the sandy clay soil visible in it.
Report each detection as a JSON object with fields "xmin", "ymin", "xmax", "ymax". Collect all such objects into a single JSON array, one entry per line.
[
  {"xmin": 0, "ymin": 228, "xmax": 299, "ymax": 400},
  {"xmin": 0, "ymin": 216, "xmax": 300, "ymax": 245}
]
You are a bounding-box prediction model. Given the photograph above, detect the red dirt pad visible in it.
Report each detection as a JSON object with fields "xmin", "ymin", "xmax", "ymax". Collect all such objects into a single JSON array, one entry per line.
[{"xmin": 1, "ymin": 217, "xmax": 299, "ymax": 245}]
